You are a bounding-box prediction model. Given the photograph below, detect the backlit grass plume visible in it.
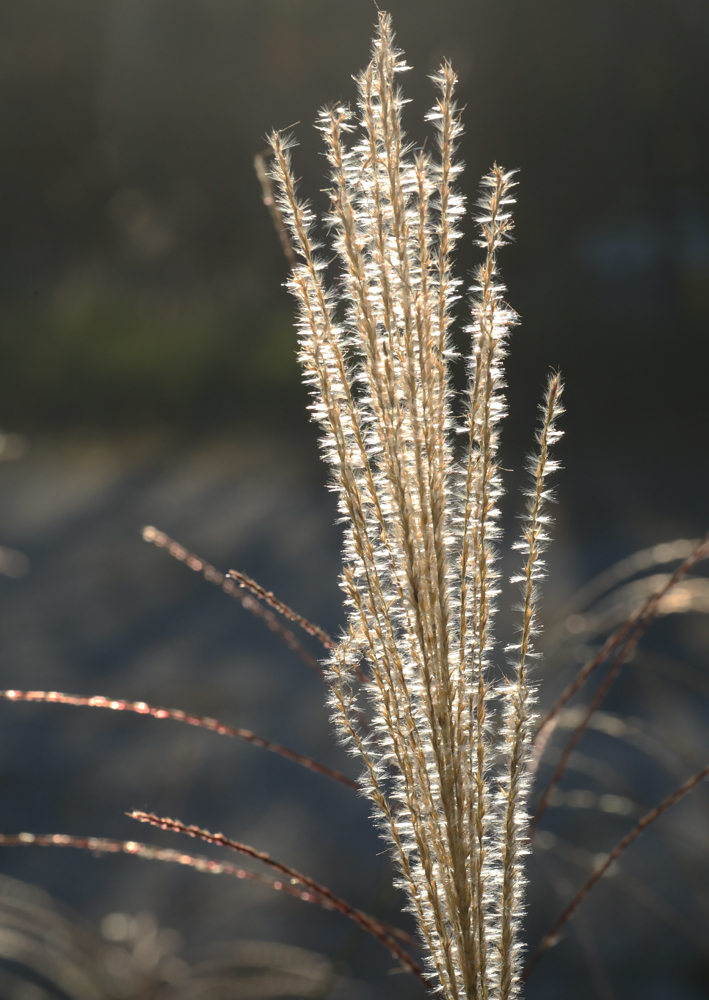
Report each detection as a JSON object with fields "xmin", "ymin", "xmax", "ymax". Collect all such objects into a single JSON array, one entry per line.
[
  {"xmin": 3, "ymin": 11, "xmax": 709, "ymax": 998},
  {"xmin": 268, "ymin": 14, "xmax": 563, "ymax": 999}
]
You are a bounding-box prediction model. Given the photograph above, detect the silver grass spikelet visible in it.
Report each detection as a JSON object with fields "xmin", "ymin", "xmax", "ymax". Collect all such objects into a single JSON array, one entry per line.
[{"xmin": 269, "ymin": 13, "xmax": 562, "ymax": 1000}]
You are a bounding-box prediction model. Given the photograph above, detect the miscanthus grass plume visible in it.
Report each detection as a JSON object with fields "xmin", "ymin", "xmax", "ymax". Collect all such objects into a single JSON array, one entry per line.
[
  {"xmin": 268, "ymin": 14, "xmax": 563, "ymax": 999},
  {"xmin": 2, "ymin": 11, "xmax": 709, "ymax": 998}
]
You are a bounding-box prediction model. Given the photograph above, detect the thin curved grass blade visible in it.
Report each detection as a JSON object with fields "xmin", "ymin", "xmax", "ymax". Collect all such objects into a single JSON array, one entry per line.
[
  {"xmin": 129, "ymin": 811, "xmax": 423, "ymax": 979},
  {"xmin": 0, "ymin": 689, "xmax": 356, "ymax": 789},
  {"xmin": 533, "ymin": 531, "xmax": 709, "ymax": 759},
  {"xmin": 142, "ymin": 526, "xmax": 327, "ymax": 674},
  {"xmin": 524, "ymin": 762, "xmax": 709, "ymax": 980}
]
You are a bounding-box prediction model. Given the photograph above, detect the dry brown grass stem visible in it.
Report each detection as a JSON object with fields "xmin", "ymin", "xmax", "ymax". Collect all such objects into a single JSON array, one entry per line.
[
  {"xmin": 129, "ymin": 811, "xmax": 423, "ymax": 979},
  {"xmin": 0, "ymin": 831, "xmax": 415, "ymax": 948},
  {"xmin": 0, "ymin": 689, "xmax": 355, "ymax": 789},
  {"xmin": 530, "ymin": 632, "xmax": 640, "ymax": 836},
  {"xmin": 142, "ymin": 526, "xmax": 325, "ymax": 674},
  {"xmin": 524, "ymin": 762, "xmax": 709, "ymax": 980},
  {"xmin": 534, "ymin": 531, "xmax": 709, "ymax": 757},
  {"xmin": 225, "ymin": 566, "xmax": 333, "ymax": 649},
  {"xmin": 254, "ymin": 150, "xmax": 298, "ymax": 270},
  {"xmin": 530, "ymin": 532, "xmax": 709, "ymax": 830}
]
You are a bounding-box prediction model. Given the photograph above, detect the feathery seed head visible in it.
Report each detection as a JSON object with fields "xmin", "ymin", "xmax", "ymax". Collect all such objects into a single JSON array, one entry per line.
[{"xmin": 269, "ymin": 13, "xmax": 562, "ymax": 1000}]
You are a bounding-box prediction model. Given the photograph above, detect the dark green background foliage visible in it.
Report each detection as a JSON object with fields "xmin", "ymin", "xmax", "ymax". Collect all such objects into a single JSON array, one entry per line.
[{"xmin": 0, "ymin": 0, "xmax": 707, "ymax": 458}]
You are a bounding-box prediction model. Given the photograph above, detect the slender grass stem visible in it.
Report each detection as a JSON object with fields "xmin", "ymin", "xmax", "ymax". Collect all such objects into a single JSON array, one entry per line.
[{"xmin": 0, "ymin": 690, "xmax": 355, "ymax": 789}]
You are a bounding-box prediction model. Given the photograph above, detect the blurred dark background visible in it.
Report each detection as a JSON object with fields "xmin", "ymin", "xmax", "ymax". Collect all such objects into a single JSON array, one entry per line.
[{"xmin": 0, "ymin": 2, "xmax": 707, "ymax": 999}]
